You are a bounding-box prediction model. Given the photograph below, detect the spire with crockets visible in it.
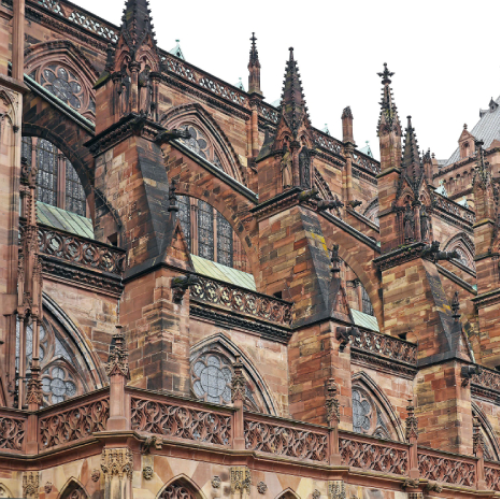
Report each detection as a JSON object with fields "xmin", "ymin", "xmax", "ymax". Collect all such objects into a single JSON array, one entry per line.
[
  {"xmin": 248, "ymin": 33, "xmax": 262, "ymax": 95},
  {"xmin": 119, "ymin": 0, "xmax": 158, "ymax": 58},
  {"xmin": 401, "ymin": 116, "xmax": 425, "ymax": 189},
  {"xmin": 280, "ymin": 47, "xmax": 310, "ymax": 138},
  {"xmin": 377, "ymin": 63, "xmax": 401, "ymax": 137}
]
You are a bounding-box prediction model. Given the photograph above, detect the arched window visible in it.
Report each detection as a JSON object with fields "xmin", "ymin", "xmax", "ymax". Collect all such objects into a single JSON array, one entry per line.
[
  {"xmin": 157, "ymin": 478, "xmax": 200, "ymax": 499},
  {"xmin": 190, "ymin": 334, "xmax": 277, "ymax": 415},
  {"xmin": 179, "ymin": 125, "xmax": 224, "ymax": 172},
  {"xmin": 176, "ymin": 196, "xmax": 247, "ymax": 271},
  {"xmin": 59, "ymin": 480, "xmax": 88, "ymax": 499},
  {"xmin": 15, "ymin": 312, "xmax": 88, "ymax": 407},
  {"xmin": 21, "ymin": 137, "xmax": 87, "ymax": 217}
]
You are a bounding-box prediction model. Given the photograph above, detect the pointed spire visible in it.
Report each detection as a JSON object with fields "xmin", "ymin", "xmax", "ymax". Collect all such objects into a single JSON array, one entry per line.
[
  {"xmin": 377, "ymin": 63, "xmax": 401, "ymax": 136},
  {"xmin": 401, "ymin": 116, "xmax": 424, "ymax": 185},
  {"xmin": 247, "ymin": 32, "xmax": 262, "ymax": 96},
  {"xmin": 280, "ymin": 47, "xmax": 310, "ymax": 137},
  {"xmin": 119, "ymin": 0, "xmax": 158, "ymax": 59}
]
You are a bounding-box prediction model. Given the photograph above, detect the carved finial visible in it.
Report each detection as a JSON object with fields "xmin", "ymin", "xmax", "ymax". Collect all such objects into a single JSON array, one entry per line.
[
  {"xmin": 341, "ymin": 106, "xmax": 353, "ymax": 119},
  {"xmin": 464, "ymin": 123, "xmax": 468, "ymax": 130},
  {"xmin": 377, "ymin": 62, "xmax": 394, "ymax": 85},
  {"xmin": 473, "ymin": 416, "xmax": 485, "ymax": 458},
  {"xmin": 325, "ymin": 377, "xmax": 340, "ymax": 425},
  {"xmin": 289, "ymin": 47, "xmax": 294, "ymax": 61},
  {"xmin": 231, "ymin": 355, "xmax": 246, "ymax": 403},
  {"xmin": 330, "ymin": 244, "xmax": 341, "ymax": 273},
  {"xmin": 106, "ymin": 326, "xmax": 130, "ymax": 379},
  {"xmin": 452, "ymin": 291, "xmax": 461, "ymax": 321},
  {"xmin": 405, "ymin": 399, "xmax": 418, "ymax": 442},
  {"xmin": 168, "ymin": 179, "xmax": 178, "ymax": 212}
]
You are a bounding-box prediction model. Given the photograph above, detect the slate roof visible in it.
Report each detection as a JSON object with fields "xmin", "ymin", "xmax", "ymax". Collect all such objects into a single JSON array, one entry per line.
[{"xmin": 445, "ymin": 95, "xmax": 500, "ymax": 166}]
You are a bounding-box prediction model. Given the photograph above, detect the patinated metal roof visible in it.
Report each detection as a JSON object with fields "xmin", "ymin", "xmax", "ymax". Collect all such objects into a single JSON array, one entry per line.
[
  {"xmin": 191, "ymin": 255, "xmax": 256, "ymax": 291},
  {"xmin": 37, "ymin": 202, "xmax": 94, "ymax": 239},
  {"xmin": 351, "ymin": 309, "xmax": 380, "ymax": 333}
]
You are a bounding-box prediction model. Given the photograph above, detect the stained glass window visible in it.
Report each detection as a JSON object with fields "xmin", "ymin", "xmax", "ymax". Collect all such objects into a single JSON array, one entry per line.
[
  {"xmin": 192, "ymin": 353, "xmax": 232, "ymax": 404},
  {"xmin": 37, "ymin": 139, "xmax": 58, "ymax": 206},
  {"xmin": 361, "ymin": 285, "xmax": 374, "ymax": 316},
  {"xmin": 180, "ymin": 126, "xmax": 210, "ymax": 159},
  {"xmin": 198, "ymin": 200, "xmax": 214, "ymax": 261},
  {"xmin": 42, "ymin": 365, "xmax": 77, "ymax": 405},
  {"xmin": 41, "ymin": 65, "xmax": 84, "ymax": 111},
  {"xmin": 177, "ymin": 195, "xmax": 191, "ymax": 251},
  {"xmin": 65, "ymin": 160, "xmax": 86, "ymax": 216},
  {"xmin": 217, "ymin": 211, "xmax": 233, "ymax": 267},
  {"xmin": 22, "ymin": 136, "xmax": 32, "ymax": 165},
  {"xmin": 352, "ymin": 388, "xmax": 390, "ymax": 439}
]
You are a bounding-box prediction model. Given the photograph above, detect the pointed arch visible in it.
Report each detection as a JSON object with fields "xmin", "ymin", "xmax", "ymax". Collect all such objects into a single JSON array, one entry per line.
[
  {"xmin": 24, "ymin": 40, "xmax": 99, "ymax": 122},
  {"xmin": 0, "ymin": 483, "xmax": 13, "ymax": 498},
  {"xmin": 363, "ymin": 198, "xmax": 379, "ymax": 227},
  {"xmin": 58, "ymin": 477, "xmax": 88, "ymax": 499},
  {"xmin": 472, "ymin": 402, "xmax": 500, "ymax": 461},
  {"xmin": 43, "ymin": 292, "xmax": 106, "ymax": 388},
  {"xmin": 160, "ymin": 103, "xmax": 246, "ymax": 184},
  {"xmin": 157, "ymin": 474, "xmax": 204, "ymax": 499},
  {"xmin": 276, "ymin": 487, "xmax": 301, "ymax": 499},
  {"xmin": 443, "ymin": 232, "xmax": 475, "ymax": 270},
  {"xmin": 352, "ymin": 371, "xmax": 405, "ymax": 442},
  {"xmin": 190, "ymin": 333, "xmax": 278, "ymax": 415}
]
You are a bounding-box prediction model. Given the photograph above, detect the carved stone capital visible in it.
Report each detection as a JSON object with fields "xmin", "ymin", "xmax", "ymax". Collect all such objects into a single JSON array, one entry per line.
[
  {"xmin": 328, "ymin": 480, "xmax": 346, "ymax": 499},
  {"xmin": 230, "ymin": 466, "xmax": 251, "ymax": 494},
  {"xmin": 23, "ymin": 472, "xmax": 39, "ymax": 499},
  {"xmin": 101, "ymin": 448, "xmax": 133, "ymax": 478}
]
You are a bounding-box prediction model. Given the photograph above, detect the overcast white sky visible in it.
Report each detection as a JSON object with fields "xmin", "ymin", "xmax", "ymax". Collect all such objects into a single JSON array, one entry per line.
[{"xmin": 72, "ymin": 0, "xmax": 500, "ymax": 161}]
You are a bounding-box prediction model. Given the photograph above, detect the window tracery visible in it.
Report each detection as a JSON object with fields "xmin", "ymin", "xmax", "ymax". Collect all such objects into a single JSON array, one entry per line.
[
  {"xmin": 177, "ymin": 195, "xmax": 191, "ymax": 251},
  {"xmin": 21, "ymin": 137, "xmax": 87, "ymax": 217},
  {"xmin": 352, "ymin": 387, "xmax": 391, "ymax": 440},
  {"xmin": 217, "ymin": 211, "xmax": 233, "ymax": 267},
  {"xmin": 180, "ymin": 126, "xmax": 211, "ymax": 160},
  {"xmin": 15, "ymin": 314, "xmax": 86, "ymax": 407},
  {"xmin": 158, "ymin": 481, "xmax": 195, "ymax": 499},
  {"xmin": 41, "ymin": 65, "xmax": 84, "ymax": 111},
  {"xmin": 198, "ymin": 200, "xmax": 214, "ymax": 261}
]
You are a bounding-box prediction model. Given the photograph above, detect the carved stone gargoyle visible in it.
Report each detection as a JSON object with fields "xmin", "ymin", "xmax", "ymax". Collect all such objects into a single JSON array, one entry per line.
[
  {"xmin": 348, "ymin": 200, "xmax": 362, "ymax": 209},
  {"xmin": 317, "ymin": 199, "xmax": 344, "ymax": 212},
  {"xmin": 171, "ymin": 273, "xmax": 200, "ymax": 303},
  {"xmin": 142, "ymin": 434, "xmax": 163, "ymax": 454},
  {"xmin": 421, "ymin": 241, "xmax": 459, "ymax": 262},
  {"xmin": 299, "ymin": 188, "xmax": 319, "ymax": 202},
  {"xmin": 460, "ymin": 365, "xmax": 482, "ymax": 387},
  {"xmin": 155, "ymin": 128, "xmax": 191, "ymax": 145},
  {"xmin": 336, "ymin": 326, "xmax": 359, "ymax": 352}
]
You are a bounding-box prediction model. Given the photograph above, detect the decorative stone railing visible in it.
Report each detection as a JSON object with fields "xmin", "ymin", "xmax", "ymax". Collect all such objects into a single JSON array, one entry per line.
[
  {"xmin": 190, "ymin": 275, "xmax": 292, "ymax": 327},
  {"xmin": 39, "ymin": 393, "xmax": 109, "ymax": 450},
  {"xmin": 130, "ymin": 394, "xmax": 232, "ymax": 448},
  {"xmin": 418, "ymin": 448, "xmax": 476, "ymax": 487},
  {"xmin": 352, "ymin": 329, "xmax": 417, "ymax": 365},
  {"xmin": 352, "ymin": 151, "xmax": 381, "ymax": 175},
  {"xmin": 313, "ymin": 130, "xmax": 344, "ymax": 156},
  {"xmin": 33, "ymin": 0, "xmax": 119, "ymax": 42},
  {"xmin": 472, "ymin": 366, "xmax": 500, "ymax": 392},
  {"xmin": 258, "ymin": 101, "xmax": 280, "ymax": 124},
  {"xmin": 433, "ymin": 193, "xmax": 475, "ymax": 225},
  {"xmin": 0, "ymin": 385, "xmax": 498, "ymax": 494},
  {"xmin": 0, "ymin": 411, "xmax": 27, "ymax": 453},
  {"xmin": 339, "ymin": 432, "xmax": 409, "ymax": 476},
  {"xmin": 19, "ymin": 221, "xmax": 126, "ymax": 276},
  {"xmin": 244, "ymin": 413, "xmax": 329, "ymax": 463},
  {"xmin": 485, "ymin": 463, "xmax": 500, "ymax": 492}
]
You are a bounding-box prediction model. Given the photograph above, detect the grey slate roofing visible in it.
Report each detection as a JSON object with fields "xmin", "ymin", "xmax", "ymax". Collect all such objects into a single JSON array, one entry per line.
[{"xmin": 445, "ymin": 95, "xmax": 500, "ymax": 166}]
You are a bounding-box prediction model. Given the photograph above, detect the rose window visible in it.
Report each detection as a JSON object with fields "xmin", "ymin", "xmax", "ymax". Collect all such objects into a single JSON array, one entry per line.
[
  {"xmin": 180, "ymin": 126, "xmax": 210, "ymax": 160},
  {"xmin": 192, "ymin": 354, "xmax": 232, "ymax": 404},
  {"xmin": 352, "ymin": 388, "xmax": 390, "ymax": 439},
  {"xmin": 42, "ymin": 365, "xmax": 77, "ymax": 405},
  {"xmin": 40, "ymin": 65, "xmax": 84, "ymax": 111}
]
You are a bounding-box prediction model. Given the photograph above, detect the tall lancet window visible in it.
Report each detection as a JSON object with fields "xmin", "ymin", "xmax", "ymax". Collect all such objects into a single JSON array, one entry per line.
[
  {"xmin": 198, "ymin": 200, "xmax": 214, "ymax": 260},
  {"xmin": 217, "ymin": 211, "xmax": 233, "ymax": 267},
  {"xmin": 21, "ymin": 137, "xmax": 88, "ymax": 217},
  {"xmin": 37, "ymin": 139, "xmax": 58, "ymax": 206},
  {"xmin": 177, "ymin": 195, "xmax": 191, "ymax": 251}
]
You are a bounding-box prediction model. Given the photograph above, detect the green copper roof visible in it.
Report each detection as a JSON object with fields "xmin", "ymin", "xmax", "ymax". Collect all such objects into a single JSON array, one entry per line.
[
  {"xmin": 351, "ymin": 309, "xmax": 380, "ymax": 333},
  {"xmin": 37, "ymin": 202, "xmax": 94, "ymax": 239},
  {"xmin": 191, "ymin": 255, "xmax": 256, "ymax": 291}
]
